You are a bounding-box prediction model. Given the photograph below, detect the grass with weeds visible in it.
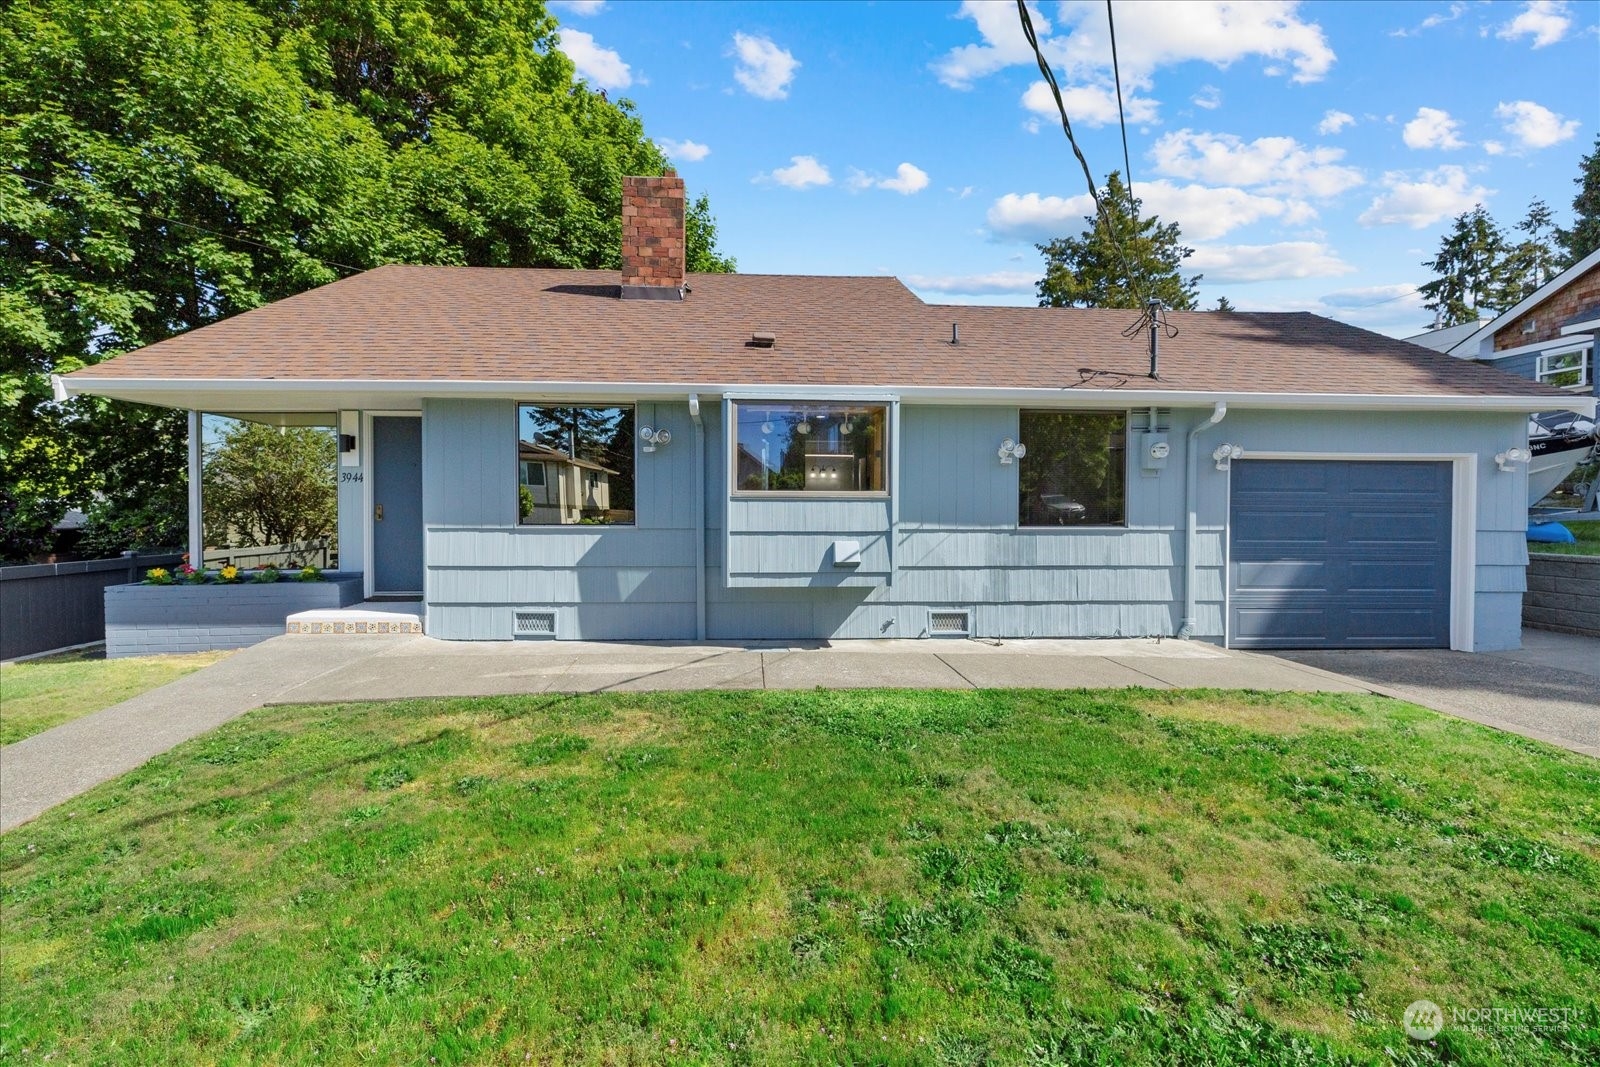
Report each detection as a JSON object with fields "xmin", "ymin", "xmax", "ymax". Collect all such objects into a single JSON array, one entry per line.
[
  {"xmin": 0, "ymin": 648, "xmax": 231, "ymax": 744},
  {"xmin": 2, "ymin": 687, "xmax": 1598, "ymax": 1064},
  {"xmin": 1529, "ymin": 518, "xmax": 1600, "ymax": 556}
]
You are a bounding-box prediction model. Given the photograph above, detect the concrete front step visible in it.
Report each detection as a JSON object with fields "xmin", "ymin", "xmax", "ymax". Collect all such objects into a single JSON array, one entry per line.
[{"xmin": 287, "ymin": 607, "xmax": 423, "ymax": 636}]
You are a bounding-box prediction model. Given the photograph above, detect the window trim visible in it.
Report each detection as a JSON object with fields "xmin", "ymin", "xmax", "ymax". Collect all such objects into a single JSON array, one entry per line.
[
  {"xmin": 1535, "ymin": 344, "xmax": 1592, "ymax": 391},
  {"xmin": 515, "ymin": 401, "xmax": 638, "ymax": 527},
  {"xmin": 728, "ymin": 398, "xmax": 893, "ymax": 499},
  {"xmin": 1015, "ymin": 408, "xmax": 1131, "ymax": 530}
]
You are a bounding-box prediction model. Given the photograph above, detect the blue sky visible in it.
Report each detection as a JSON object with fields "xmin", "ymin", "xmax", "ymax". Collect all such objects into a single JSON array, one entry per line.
[{"xmin": 551, "ymin": 0, "xmax": 1598, "ymax": 337}]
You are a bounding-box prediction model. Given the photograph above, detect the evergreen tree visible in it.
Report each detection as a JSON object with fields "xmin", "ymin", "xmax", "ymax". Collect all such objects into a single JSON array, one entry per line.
[
  {"xmin": 1036, "ymin": 172, "xmax": 1200, "ymax": 310},
  {"xmin": 1213, "ymin": 296, "xmax": 1236, "ymax": 313},
  {"xmin": 1417, "ymin": 206, "xmax": 1512, "ymax": 328},
  {"xmin": 1501, "ymin": 198, "xmax": 1559, "ymax": 303},
  {"xmin": 1555, "ymin": 135, "xmax": 1600, "ymax": 266}
]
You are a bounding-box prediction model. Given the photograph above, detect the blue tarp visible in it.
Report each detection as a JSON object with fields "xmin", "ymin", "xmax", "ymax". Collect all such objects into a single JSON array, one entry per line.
[{"xmin": 1528, "ymin": 522, "xmax": 1577, "ymax": 544}]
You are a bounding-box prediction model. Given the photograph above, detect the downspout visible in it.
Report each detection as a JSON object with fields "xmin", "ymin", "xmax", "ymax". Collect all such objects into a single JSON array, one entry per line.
[
  {"xmin": 1179, "ymin": 401, "xmax": 1228, "ymax": 639},
  {"xmin": 688, "ymin": 393, "xmax": 706, "ymax": 641},
  {"xmin": 187, "ymin": 410, "xmax": 203, "ymax": 570}
]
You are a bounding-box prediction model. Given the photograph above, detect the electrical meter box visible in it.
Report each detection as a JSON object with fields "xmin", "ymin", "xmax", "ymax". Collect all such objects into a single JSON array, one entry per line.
[{"xmin": 1140, "ymin": 433, "xmax": 1170, "ymax": 471}]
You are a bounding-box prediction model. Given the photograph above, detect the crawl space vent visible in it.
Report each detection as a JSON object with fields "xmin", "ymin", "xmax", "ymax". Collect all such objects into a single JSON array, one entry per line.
[
  {"xmin": 514, "ymin": 609, "xmax": 558, "ymax": 639},
  {"xmin": 929, "ymin": 610, "xmax": 971, "ymax": 636}
]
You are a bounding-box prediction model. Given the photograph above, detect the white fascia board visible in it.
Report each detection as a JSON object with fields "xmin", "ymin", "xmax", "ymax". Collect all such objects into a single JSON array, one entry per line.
[
  {"xmin": 58, "ymin": 375, "xmax": 1597, "ymax": 418},
  {"xmin": 1480, "ymin": 334, "xmax": 1595, "ymax": 360},
  {"xmin": 1448, "ymin": 245, "xmax": 1600, "ymax": 356},
  {"xmin": 1559, "ymin": 318, "xmax": 1600, "ymax": 336}
]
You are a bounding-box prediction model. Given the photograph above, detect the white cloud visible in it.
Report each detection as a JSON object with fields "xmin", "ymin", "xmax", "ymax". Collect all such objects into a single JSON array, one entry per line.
[
  {"xmin": 559, "ymin": 29, "xmax": 632, "ymax": 91},
  {"xmin": 1495, "ymin": 100, "xmax": 1580, "ymax": 149},
  {"xmin": 551, "ymin": 0, "xmax": 606, "ymax": 14},
  {"xmin": 933, "ymin": 1, "xmax": 1059, "ymax": 89},
  {"xmin": 1391, "ymin": 2, "xmax": 1465, "ymax": 38},
  {"xmin": 936, "ymin": 0, "xmax": 1334, "ymax": 90},
  {"xmin": 1358, "ymin": 166, "xmax": 1492, "ymax": 228},
  {"xmin": 1497, "ymin": 1, "xmax": 1572, "ymax": 48},
  {"xmin": 1402, "ymin": 107, "xmax": 1465, "ymax": 149},
  {"xmin": 1318, "ymin": 109, "xmax": 1355, "ymax": 135},
  {"xmin": 1483, "ymin": 140, "xmax": 1506, "ymax": 156},
  {"xmin": 879, "ymin": 162, "xmax": 931, "ymax": 195},
  {"xmin": 1151, "ymin": 129, "xmax": 1364, "ymax": 198},
  {"xmin": 1021, "ymin": 80, "xmax": 1160, "ymax": 127},
  {"xmin": 1052, "ymin": 0, "xmax": 1335, "ymax": 84},
  {"xmin": 730, "ymin": 32, "xmax": 799, "ymax": 100},
  {"xmin": 763, "ymin": 155, "xmax": 831, "ymax": 190},
  {"xmin": 905, "ymin": 271, "xmax": 1038, "ymax": 295},
  {"xmin": 1185, "ymin": 241, "xmax": 1356, "ymax": 283},
  {"xmin": 659, "ymin": 138, "xmax": 710, "ymax": 163},
  {"xmin": 1192, "ymin": 85, "xmax": 1222, "ymax": 110},
  {"xmin": 988, "ymin": 181, "xmax": 1314, "ymax": 243}
]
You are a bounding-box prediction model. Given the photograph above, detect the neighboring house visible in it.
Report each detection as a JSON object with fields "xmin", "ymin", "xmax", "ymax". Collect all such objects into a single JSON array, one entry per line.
[
  {"xmin": 519, "ymin": 441, "xmax": 620, "ymax": 525},
  {"xmin": 1408, "ymin": 247, "xmax": 1600, "ymax": 397},
  {"xmin": 56, "ymin": 176, "xmax": 1595, "ymax": 652}
]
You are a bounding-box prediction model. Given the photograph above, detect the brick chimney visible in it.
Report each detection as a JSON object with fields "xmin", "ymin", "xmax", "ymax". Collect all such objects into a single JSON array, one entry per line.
[{"xmin": 621, "ymin": 172, "xmax": 686, "ymax": 300}]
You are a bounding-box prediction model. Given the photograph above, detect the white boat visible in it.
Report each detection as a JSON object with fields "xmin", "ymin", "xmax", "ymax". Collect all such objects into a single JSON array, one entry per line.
[{"xmin": 1528, "ymin": 411, "xmax": 1598, "ymax": 506}]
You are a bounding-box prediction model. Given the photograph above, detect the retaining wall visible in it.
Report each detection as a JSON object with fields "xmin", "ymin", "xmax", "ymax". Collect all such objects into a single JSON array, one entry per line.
[
  {"xmin": 1524, "ymin": 553, "xmax": 1600, "ymax": 637},
  {"xmin": 105, "ymin": 573, "xmax": 364, "ymax": 657},
  {"xmin": 1, "ymin": 552, "xmax": 184, "ymax": 660}
]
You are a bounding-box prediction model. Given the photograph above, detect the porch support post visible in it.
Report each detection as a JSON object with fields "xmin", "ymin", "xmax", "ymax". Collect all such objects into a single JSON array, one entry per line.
[{"xmin": 187, "ymin": 409, "xmax": 203, "ymax": 568}]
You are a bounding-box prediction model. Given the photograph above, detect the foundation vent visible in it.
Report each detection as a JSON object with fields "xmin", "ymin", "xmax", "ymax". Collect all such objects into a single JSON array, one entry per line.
[
  {"xmin": 514, "ymin": 609, "xmax": 558, "ymax": 639},
  {"xmin": 929, "ymin": 609, "xmax": 971, "ymax": 636}
]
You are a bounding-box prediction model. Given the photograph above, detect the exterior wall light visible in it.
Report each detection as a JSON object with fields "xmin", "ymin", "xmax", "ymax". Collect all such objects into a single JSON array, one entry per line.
[
  {"xmin": 1212, "ymin": 443, "xmax": 1244, "ymax": 470},
  {"xmin": 1495, "ymin": 447, "xmax": 1531, "ymax": 473},
  {"xmin": 998, "ymin": 438, "xmax": 1027, "ymax": 465},
  {"xmin": 640, "ymin": 426, "xmax": 672, "ymax": 453}
]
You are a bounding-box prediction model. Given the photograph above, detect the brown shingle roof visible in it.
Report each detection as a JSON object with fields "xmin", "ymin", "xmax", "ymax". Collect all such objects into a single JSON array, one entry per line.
[{"xmin": 70, "ymin": 264, "xmax": 1570, "ymax": 399}]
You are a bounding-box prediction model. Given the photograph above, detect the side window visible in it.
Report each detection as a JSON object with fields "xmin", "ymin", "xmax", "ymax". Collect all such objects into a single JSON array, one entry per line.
[
  {"xmin": 517, "ymin": 404, "xmax": 635, "ymax": 525},
  {"xmin": 1018, "ymin": 411, "xmax": 1127, "ymax": 526},
  {"xmin": 732, "ymin": 401, "xmax": 889, "ymax": 494}
]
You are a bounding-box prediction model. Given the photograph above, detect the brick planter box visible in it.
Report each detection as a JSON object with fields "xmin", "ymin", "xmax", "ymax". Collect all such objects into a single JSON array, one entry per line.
[
  {"xmin": 105, "ymin": 573, "xmax": 365, "ymax": 657},
  {"xmin": 1524, "ymin": 553, "xmax": 1600, "ymax": 638}
]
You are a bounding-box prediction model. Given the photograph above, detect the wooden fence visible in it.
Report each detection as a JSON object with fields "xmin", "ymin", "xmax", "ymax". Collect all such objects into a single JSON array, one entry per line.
[{"xmin": 0, "ymin": 551, "xmax": 184, "ymax": 661}]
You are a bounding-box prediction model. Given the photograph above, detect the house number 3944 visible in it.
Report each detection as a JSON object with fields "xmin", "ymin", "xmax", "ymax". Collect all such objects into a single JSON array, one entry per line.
[{"xmin": 340, "ymin": 471, "xmax": 364, "ymax": 483}]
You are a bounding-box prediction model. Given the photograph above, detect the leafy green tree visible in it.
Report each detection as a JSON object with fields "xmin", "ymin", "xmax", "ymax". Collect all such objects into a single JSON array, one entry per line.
[
  {"xmin": 0, "ymin": 0, "xmax": 733, "ymax": 560},
  {"xmin": 1556, "ymin": 135, "xmax": 1600, "ymax": 266},
  {"xmin": 1036, "ymin": 172, "xmax": 1199, "ymax": 310},
  {"xmin": 202, "ymin": 422, "xmax": 336, "ymax": 548},
  {"xmin": 1417, "ymin": 206, "xmax": 1512, "ymax": 328}
]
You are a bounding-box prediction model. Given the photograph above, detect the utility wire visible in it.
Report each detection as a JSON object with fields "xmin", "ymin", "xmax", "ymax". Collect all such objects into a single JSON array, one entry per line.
[
  {"xmin": 1105, "ymin": 0, "xmax": 1136, "ymax": 220},
  {"xmin": 1015, "ymin": 0, "xmax": 1144, "ymax": 307},
  {"xmin": 11, "ymin": 172, "xmax": 367, "ymax": 276}
]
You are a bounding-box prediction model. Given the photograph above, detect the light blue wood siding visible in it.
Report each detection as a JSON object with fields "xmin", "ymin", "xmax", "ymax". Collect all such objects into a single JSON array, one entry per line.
[
  {"xmin": 414, "ymin": 398, "xmax": 1530, "ymax": 651},
  {"xmin": 423, "ymin": 398, "xmax": 701, "ymax": 641}
]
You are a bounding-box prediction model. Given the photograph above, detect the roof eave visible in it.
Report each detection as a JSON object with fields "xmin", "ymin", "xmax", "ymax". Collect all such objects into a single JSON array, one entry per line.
[{"xmin": 53, "ymin": 374, "xmax": 1596, "ymax": 418}]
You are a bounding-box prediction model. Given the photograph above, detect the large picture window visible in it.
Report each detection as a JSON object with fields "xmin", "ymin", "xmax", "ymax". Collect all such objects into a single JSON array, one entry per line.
[
  {"xmin": 733, "ymin": 401, "xmax": 888, "ymax": 494},
  {"xmin": 517, "ymin": 404, "xmax": 635, "ymax": 525},
  {"xmin": 1018, "ymin": 410, "xmax": 1126, "ymax": 526}
]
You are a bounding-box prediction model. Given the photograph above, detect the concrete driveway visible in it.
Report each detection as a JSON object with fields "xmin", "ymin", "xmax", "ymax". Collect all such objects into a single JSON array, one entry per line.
[{"xmin": 1272, "ymin": 628, "xmax": 1600, "ymax": 759}]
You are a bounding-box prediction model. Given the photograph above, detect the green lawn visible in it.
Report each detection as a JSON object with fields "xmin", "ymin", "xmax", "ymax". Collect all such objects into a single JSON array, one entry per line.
[
  {"xmin": 2, "ymin": 689, "xmax": 1597, "ymax": 1065},
  {"xmin": 0, "ymin": 648, "xmax": 232, "ymax": 745},
  {"xmin": 1529, "ymin": 519, "xmax": 1600, "ymax": 557}
]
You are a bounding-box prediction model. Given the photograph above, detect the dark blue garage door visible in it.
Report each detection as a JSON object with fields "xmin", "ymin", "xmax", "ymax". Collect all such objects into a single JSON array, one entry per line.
[{"xmin": 1229, "ymin": 460, "xmax": 1452, "ymax": 649}]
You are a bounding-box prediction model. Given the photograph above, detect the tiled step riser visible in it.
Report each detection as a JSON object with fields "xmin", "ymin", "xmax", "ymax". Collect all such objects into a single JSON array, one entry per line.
[{"xmin": 287, "ymin": 619, "xmax": 423, "ymax": 635}]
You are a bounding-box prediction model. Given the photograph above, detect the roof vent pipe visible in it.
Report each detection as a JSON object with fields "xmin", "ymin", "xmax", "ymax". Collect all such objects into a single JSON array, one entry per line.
[{"xmin": 951, "ymin": 322, "xmax": 959, "ymax": 345}]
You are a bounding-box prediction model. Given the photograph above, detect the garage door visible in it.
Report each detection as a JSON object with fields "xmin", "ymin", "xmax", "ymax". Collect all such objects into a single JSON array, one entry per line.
[{"xmin": 1229, "ymin": 460, "xmax": 1452, "ymax": 649}]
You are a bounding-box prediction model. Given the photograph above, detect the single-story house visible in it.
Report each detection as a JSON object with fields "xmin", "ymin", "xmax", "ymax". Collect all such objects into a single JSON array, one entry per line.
[{"xmin": 56, "ymin": 175, "xmax": 1596, "ymax": 652}]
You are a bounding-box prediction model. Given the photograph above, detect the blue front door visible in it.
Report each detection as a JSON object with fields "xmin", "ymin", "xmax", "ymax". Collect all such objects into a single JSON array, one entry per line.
[{"xmin": 372, "ymin": 416, "xmax": 424, "ymax": 594}]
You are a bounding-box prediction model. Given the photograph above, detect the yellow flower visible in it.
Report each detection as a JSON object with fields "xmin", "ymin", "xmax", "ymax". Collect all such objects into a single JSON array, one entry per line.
[
  {"xmin": 220, "ymin": 565, "xmax": 240, "ymax": 582},
  {"xmin": 147, "ymin": 568, "xmax": 167, "ymax": 579}
]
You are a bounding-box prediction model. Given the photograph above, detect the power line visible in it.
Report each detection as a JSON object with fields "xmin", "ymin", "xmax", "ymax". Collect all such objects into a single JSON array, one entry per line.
[
  {"xmin": 11, "ymin": 172, "xmax": 366, "ymax": 276},
  {"xmin": 1014, "ymin": 0, "xmax": 1145, "ymax": 306},
  {"xmin": 1105, "ymin": 0, "xmax": 1135, "ymax": 219}
]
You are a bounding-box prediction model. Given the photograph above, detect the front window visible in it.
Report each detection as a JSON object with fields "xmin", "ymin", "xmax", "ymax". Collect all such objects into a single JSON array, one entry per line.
[
  {"xmin": 517, "ymin": 404, "xmax": 634, "ymax": 525},
  {"xmin": 733, "ymin": 401, "xmax": 888, "ymax": 494},
  {"xmin": 1536, "ymin": 346, "xmax": 1592, "ymax": 390},
  {"xmin": 1018, "ymin": 410, "xmax": 1126, "ymax": 526}
]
